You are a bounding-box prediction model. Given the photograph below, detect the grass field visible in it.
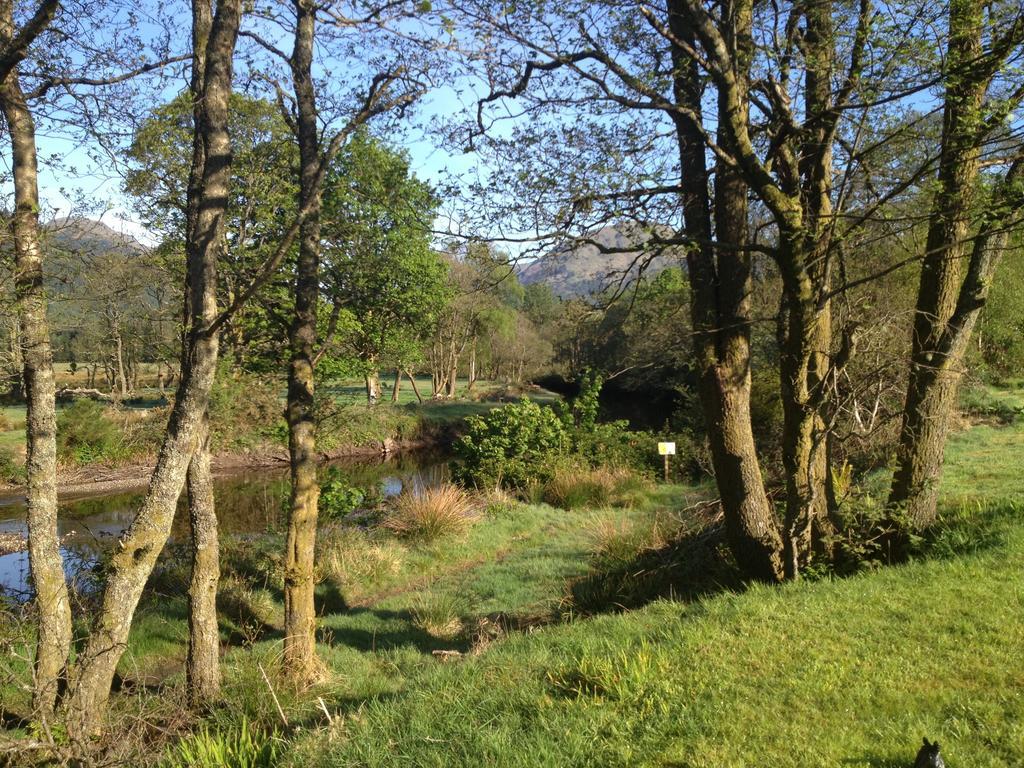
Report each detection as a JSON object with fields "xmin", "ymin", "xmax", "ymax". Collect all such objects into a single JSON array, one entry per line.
[{"xmin": 2, "ymin": 386, "xmax": 1021, "ymax": 766}]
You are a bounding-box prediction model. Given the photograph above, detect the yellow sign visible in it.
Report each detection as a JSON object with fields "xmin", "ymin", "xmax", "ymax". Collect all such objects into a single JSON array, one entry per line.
[{"xmin": 658, "ymin": 442, "xmax": 676, "ymax": 456}]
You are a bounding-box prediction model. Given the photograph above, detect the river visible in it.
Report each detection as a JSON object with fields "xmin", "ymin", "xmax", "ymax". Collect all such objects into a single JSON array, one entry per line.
[{"xmin": 0, "ymin": 451, "xmax": 447, "ymax": 598}]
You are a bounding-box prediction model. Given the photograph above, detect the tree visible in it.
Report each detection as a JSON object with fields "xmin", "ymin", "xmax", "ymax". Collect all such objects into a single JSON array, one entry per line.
[
  {"xmin": 319, "ymin": 131, "xmax": 448, "ymax": 405},
  {"xmin": 887, "ymin": 0, "xmax": 1024, "ymax": 543},
  {"xmin": 0, "ymin": 0, "xmax": 69, "ymax": 718},
  {"xmin": 60, "ymin": 0, "xmax": 244, "ymax": 737},
  {"xmin": 243, "ymin": 0, "xmax": 434, "ymax": 683}
]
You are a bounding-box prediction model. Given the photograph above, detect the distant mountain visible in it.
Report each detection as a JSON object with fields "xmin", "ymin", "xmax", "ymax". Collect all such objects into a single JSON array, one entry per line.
[
  {"xmin": 517, "ymin": 224, "xmax": 680, "ymax": 299},
  {"xmin": 44, "ymin": 216, "xmax": 146, "ymax": 257}
]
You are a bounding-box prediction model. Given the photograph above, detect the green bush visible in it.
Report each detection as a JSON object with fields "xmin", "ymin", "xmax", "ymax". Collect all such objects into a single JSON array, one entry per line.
[
  {"xmin": 319, "ymin": 469, "xmax": 366, "ymax": 520},
  {"xmin": 0, "ymin": 447, "xmax": 24, "ymax": 485},
  {"xmin": 452, "ymin": 398, "xmax": 568, "ymax": 489},
  {"xmin": 57, "ymin": 399, "xmax": 130, "ymax": 465}
]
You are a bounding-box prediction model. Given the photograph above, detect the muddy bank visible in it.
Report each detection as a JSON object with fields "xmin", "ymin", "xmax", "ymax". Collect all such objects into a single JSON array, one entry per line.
[{"xmin": 0, "ymin": 437, "xmax": 442, "ymax": 506}]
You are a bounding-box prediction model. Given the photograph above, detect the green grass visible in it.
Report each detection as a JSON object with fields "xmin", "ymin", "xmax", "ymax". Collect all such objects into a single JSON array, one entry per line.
[
  {"xmin": 289, "ymin": 505, "xmax": 1024, "ymax": 767},
  {"xmin": 4, "ymin": 389, "xmax": 1022, "ymax": 766}
]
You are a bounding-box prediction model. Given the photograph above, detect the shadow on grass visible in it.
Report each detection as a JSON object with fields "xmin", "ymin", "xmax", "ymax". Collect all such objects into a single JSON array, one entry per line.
[
  {"xmin": 316, "ymin": 607, "xmax": 468, "ymax": 654},
  {"xmin": 567, "ymin": 513, "xmax": 745, "ymax": 616},
  {"xmin": 568, "ymin": 499, "xmax": 1019, "ymax": 618}
]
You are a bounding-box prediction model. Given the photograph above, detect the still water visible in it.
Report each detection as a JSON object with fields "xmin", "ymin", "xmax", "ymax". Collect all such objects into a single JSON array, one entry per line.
[{"xmin": 0, "ymin": 452, "xmax": 447, "ymax": 598}]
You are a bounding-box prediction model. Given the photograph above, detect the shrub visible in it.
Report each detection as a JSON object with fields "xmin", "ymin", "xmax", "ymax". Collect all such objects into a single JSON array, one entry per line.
[
  {"xmin": 162, "ymin": 717, "xmax": 279, "ymax": 768},
  {"xmin": 452, "ymin": 398, "xmax": 568, "ymax": 489},
  {"xmin": 208, "ymin": 365, "xmax": 283, "ymax": 451},
  {"xmin": 383, "ymin": 483, "xmax": 480, "ymax": 541},
  {"xmin": 57, "ymin": 399, "xmax": 131, "ymax": 464},
  {"xmin": 0, "ymin": 447, "xmax": 24, "ymax": 485},
  {"xmin": 316, "ymin": 400, "xmax": 424, "ymax": 451},
  {"xmin": 318, "ymin": 470, "xmax": 366, "ymax": 520}
]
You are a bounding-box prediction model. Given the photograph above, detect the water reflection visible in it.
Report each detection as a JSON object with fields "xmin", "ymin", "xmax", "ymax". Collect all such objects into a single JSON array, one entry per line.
[{"xmin": 0, "ymin": 452, "xmax": 447, "ymax": 599}]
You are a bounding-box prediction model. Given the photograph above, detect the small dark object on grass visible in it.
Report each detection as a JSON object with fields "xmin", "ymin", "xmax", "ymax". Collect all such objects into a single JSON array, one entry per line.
[{"xmin": 914, "ymin": 738, "xmax": 946, "ymax": 768}]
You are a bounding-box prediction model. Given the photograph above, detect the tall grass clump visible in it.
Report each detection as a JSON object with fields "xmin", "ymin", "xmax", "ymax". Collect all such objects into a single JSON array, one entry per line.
[
  {"xmin": 543, "ymin": 465, "xmax": 651, "ymax": 510},
  {"xmin": 409, "ymin": 591, "xmax": 467, "ymax": 640},
  {"xmin": 161, "ymin": 717, "xmax": 279, "ymax": 768},
  {"xmin": 383, "ymin": 483, "xmax": 480, "ymax": 541},
  {"xmin": 318, "ymin": 526, "xmax": 405, "ymax": 588}
]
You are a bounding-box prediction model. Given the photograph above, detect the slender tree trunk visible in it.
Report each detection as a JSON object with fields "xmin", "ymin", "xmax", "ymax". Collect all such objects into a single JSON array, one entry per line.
[
  {"xmin": 186, "ymin": 416, "xmax": 220, "ymax": 706},
  {"xmin": 446, "ymin": 364, "xmax": 457, "ymax": 398},
  {"xmin": 184, "ymin": 0, "xmax": 219, "ymax": 707},
  {"xmin": 669, "ymin": 0, "xmax": 783, "ymax": 582},
  {"xmin": 113, "ymin": 328, "xmax": 128, "ymax": 399},
  {"xmin": 390, "ymin": 368, "xmax": 401, "ymax": 402},
  {"xmin": 405, "ymin": 369, "xmax": 423, "ymax": 403},
  {"xmin": 283, "ymin": 0, "xmax": 323, "ymax": 684},
  {"xmin": 60, "ymin": 0, "xmax": 238, "ymax": 737},
  {"xmin": 0, "ymin": 29, "xmax": 71, "ymax": 715},
  {"xmin": 467, "ymin": 340, "xmax": 476, "ymax": 391}
]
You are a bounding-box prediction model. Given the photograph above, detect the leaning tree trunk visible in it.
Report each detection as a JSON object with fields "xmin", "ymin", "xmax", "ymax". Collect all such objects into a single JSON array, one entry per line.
[
  {"xmin": 283, "ymin": 0, "xmax": 323, "ymax": 684},
  {"xmin": 669, "ymin": 0, "xmax": 783, "ymax": 582},
  {"xmin": 0, "ymin": 38, "xmax": 72, "ymax": 716},
  {"xmin": 405, "ymin": 369, "xmax": 423, "ymax": 404},
  {"xmin": 390, "ymin": 368, "xmax": 401, "ymax": 402},
  {"xmin": 60, "ymin": 0, "xmax": 239, "ymax": 738}
]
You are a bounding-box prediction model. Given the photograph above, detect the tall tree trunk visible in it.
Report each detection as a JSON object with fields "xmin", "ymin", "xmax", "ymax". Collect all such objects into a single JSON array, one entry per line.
[
  {"xmin": 60, "ymin": 0, "xmax": 239, "ymax": 737},
  {"xmin": 0, "ymin": 22, "xmax": 71, "ymax": 715},
  {"xmin": 184, "ymin": 0, "xmax": 220, "ymax": 707},
  {"xmin": 467, "ymin": 340, "xmax": 477, "ymax": 391},
  {"xmin": 283, "ymin": 0, "xmax": 323, "ymax": 684},
  {"xmin": 777, "ymin": 0, "xmax": 837, "ymax": 578},
  {"xmin": 887, "ymin": 0, "xmax": 995, "ymax": 539},
  {"xmin": 365, "ymin": 370, "xmax": 381, "ymax": 405},
  {"xmin": 186, "ymin": 416, "xmax": 220, "ymax": 706},
  {"xmin": 669, "ymin": 0, "xmax": 783, "ymax": 582}
]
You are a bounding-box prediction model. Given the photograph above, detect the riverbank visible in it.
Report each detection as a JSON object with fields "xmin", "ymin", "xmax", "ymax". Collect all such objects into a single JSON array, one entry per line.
[
  {"xmin": 0, "ymin": 380, "xmax": 558, "ymax": 502},
  {"xmin": 0, "ymin": 438, "xmax": 441, "ymax": 506}
]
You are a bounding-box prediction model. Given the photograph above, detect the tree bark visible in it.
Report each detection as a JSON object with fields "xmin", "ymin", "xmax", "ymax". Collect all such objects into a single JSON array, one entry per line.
[
  {"xmin": 365, "ymin": 369, "xmax": 381, "ymax": 405},
  {"xmin": 887, "ymin": 0, "xmax": 997, "ymax": 540},
  {"xmin": 186, "ymin": 415, "xmax": 220, "ymax": 707},
  {"xmin": 390, "ymin": 368, "xmax": 401, "ymax": 402},
  {"xmin": 669, "ymin": 0, "xmax": 784, "ymax": 582},
  {"xmin": 0, "ymin": 13, "xmax": 72, "ymax": 714},
  {"xmin": 283, "ymin": 0, "xmax": 323, "ymax": 685},
  {"xmin": 60, "ymin": 0, "xmax": 239, "ymax": 737}
]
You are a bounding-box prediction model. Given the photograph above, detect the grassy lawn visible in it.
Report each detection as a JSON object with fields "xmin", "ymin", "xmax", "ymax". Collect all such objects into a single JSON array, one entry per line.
[
  {"xmin": 273, "ymin": 398, "xmax": 1024, "ymax": 767},
  {"xmin": 2, "ymin": 387, "xmax": 1021, "ymax": 767}
]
